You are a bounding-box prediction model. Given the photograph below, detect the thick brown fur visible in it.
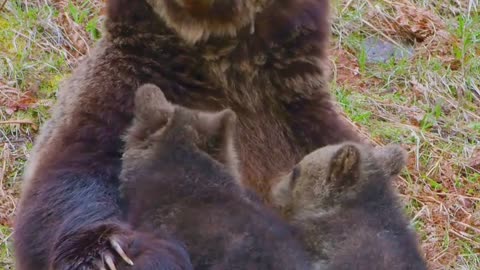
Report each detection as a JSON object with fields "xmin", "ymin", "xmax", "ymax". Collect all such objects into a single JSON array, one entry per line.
[
  {"xmin": 120, "ymin": 84, "xmax": 310, "ymax": 269},
  {"xmin": 116, "ymin": 230, "xmax": 194, "ymax": 270},
  {"xmin": 120, "ymin": 231, "xmax": 193, "ymax": 270},
  {"xmin": 272, "ymin": 143, "xmax": 427, "ymax": 270},
  {"xmin": 49, "ymin": 222, "xmax": 193, "ymax": 270},
  {"xmin": 15, "ymin": 0, "xmax": 359, "ymax": 268}
]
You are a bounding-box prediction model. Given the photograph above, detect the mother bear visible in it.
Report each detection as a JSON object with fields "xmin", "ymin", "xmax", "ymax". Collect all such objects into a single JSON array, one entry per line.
[{"xmin": 14, "ymin": 0, "xmax": 360, "ymax": 269}]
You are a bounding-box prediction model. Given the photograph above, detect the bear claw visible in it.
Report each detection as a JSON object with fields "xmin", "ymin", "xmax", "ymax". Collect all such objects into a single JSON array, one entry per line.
[
  {"xmin": 104, "ymin": 253, "xmax": 117, "ymax": 270},
  {"xmin": 96, "ymin": 236, "xmax": 134, "ymax": 270},
  {"xmin": 110, "ymin": 236, "xmax": 134, "ymax": 266}
]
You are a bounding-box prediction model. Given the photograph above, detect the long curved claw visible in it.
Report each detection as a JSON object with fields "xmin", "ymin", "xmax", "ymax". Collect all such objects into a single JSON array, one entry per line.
[
  {"xmin": 110, "ymin": 237, "xmax": 134, "ymax": 266},
  {"xmin": 105, "ymin": 254, "xmax": 117, "ymax": 270}
]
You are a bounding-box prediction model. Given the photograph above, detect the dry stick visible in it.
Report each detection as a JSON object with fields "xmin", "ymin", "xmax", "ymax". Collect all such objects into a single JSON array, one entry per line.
[
  {"xmin": 0, "ymin": 0, "xmax": 7, "ymax": 11},
  {"xmin": 0, "ymin": 120, "xmax": 34, "ymax": 125},
  {"xmin": 361, "ymin": 18, "xmax": 405, "ymax": 49},
  {"xmin": 0, "ymin": 145, "xmax": 7, "ymax": 197},
  {"xmin": 342, "ymin": 0, "xmax": 355, "ymax": 13}
]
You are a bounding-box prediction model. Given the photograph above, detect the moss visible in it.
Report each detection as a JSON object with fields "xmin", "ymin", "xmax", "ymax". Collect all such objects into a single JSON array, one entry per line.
[{"xmin": 39, "ymin": 73, "xmax": 65, "ymax": 98}]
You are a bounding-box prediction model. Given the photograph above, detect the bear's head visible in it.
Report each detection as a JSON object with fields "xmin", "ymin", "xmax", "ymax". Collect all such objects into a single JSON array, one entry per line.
[
  {"xmin": 271, "ymin": 142, "xmax": 407, "ymax": 218},
  {"xmin": 145, "ymin": 0, "xmax": 269, "ymax": 43},
  {"xmin": 121, "ymin": 83, "xmax": 239, "ymax": 182}
]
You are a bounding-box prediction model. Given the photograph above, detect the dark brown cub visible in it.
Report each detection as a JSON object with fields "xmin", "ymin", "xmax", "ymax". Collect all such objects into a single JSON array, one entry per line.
[{"xmin": 120, "ymin": 84, "xmax": 310, "ymax": 269}]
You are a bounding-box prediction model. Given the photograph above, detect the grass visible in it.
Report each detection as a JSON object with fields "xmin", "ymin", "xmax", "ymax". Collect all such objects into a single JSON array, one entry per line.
[
  {"xmin": 330, "ymin": 0, "xmax": 480, "ymax": 268},
  {"xmin": 0, "ymin": 0, "xmax": 479, "ymax": 269},
  {"xmin": 0, "ymin": 1, "xmax": 103, "ymax": 269}
]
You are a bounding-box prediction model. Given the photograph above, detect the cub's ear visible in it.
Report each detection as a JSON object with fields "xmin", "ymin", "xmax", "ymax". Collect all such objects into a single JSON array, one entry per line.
[
  {"xmin": 271, "ymin": 166, "xmax": 300, "ymax": 208},
  {"xmin": 199, "ymin": 109, "xmax": 236, "ymax": 138},
  {"xmin": 327, "ymin": 144, "xmax": 361, "ymax": 189},
  {"xmin": 374, "ymin": 145, "xmax": 407, "ymax": 177},
  {"xmin": 134, "ymin": 84, "xmax": 173, "ymax": 123},
  {"xmin": 196, "ymin": 109, "xmax": 238, "ymax": 168},
  {"xmin": 196, "ymin": 109, "xmax": 236, "ymax": 150}
]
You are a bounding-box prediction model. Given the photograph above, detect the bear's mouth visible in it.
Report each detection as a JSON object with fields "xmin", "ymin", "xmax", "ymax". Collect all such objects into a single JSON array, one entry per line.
[
  {"xmin": 177, "ymin": 0, "xmax": 215, "ymax": 14},
  {"xmin": 176, "ymin": 0, "xmax": 249, "ymax": 21},
  {"xmin": 151, "ymin": 0, "xmax": 267, "ymax": 43}
]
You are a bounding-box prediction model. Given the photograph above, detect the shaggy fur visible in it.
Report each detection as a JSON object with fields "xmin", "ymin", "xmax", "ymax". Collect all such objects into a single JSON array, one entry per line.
[
  {"xmin": 15, "ymin": 0, "xmax": 359, "ymax": 268},
  {"xmin": 272, "ymin": 143, "xmax": 427, "ymax": 270},
  {"xmin": 120, "ymin": 84, "xmax": 310, "ymax": 269},
  {"xmin": 117, "ymin": 230, "xmax": 194, "ymax": 270}
]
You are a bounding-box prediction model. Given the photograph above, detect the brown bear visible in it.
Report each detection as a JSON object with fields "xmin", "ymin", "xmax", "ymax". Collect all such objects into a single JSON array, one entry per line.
[
  {"xmin": 120, "ymin": 84, "xmax": 310, "ymax": 269},
  {"xmin": 271, "ymin": 142, "xmax": 427, "ymax": 270},
  {"xmin": 49, "ymin": 225, "xmax": 193, "ymax": 270},
  {"xmin": 115, "ymin": 230, "xmax": 194, "ymax": 270},
  {"xmin": 14, "ymin": 0, "xmax": 360, "ymax": 268}
]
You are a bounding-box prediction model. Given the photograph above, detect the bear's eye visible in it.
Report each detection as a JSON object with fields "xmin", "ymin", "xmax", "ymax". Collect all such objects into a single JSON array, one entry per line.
[
  {"xmin": 290, "ymin": 165, "xmax": 300, "ymax": 187},
  {"xmin": 207, "ymin": 137, "xmax": 219, "ymax": 150}
]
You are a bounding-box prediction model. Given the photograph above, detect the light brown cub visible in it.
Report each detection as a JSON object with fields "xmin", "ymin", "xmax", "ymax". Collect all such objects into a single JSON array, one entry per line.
[{"xmin": 272, "ymin": 142, "xmax": 427, "ymax": 270}]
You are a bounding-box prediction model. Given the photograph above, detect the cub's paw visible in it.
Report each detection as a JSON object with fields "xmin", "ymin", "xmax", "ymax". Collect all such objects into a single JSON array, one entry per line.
[
  {"xmin": 126, "ymin": 231, "xmax": 193, "ymax": 270},
  {"xmin": 50, "ymin": 222, "xmax": 134, "ymax": 270}
]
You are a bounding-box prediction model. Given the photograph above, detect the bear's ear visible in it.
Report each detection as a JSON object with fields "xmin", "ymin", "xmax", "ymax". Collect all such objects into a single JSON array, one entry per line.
[
  {"xmin": 197, "ymin": 109, "xmax": 236, "ymax": 135},
  {"xmin": 374, "ymin": 145, "xmax": 407, "ymax": 177},
  {"xmin": 271, "ymin": 166, "xmax": 300, "ymax": 208},
  {"xmin": 195, "ymin": 109, "xmax": 237, "ymax": 167},
  {"xmin": 134, "ymin": 84, "xmax": 173, "ymax": 123},
  {"xmin": 327, "ymin": 144, "xmax": 361, "ymax": 189}
]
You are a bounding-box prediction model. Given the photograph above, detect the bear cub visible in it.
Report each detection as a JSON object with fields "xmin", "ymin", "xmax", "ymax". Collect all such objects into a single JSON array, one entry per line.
[
  {"xmin": 272, "ymin": 142, "xmax": 427, "ymax": 270},
  {"xmin": 120, "ymin": 84, "xmax": 310, "ymax": 269}
]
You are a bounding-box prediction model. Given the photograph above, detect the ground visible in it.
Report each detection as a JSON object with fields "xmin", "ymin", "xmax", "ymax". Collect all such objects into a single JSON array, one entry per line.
[{"xmin": 0, "ymin": 0, "xmax": 479, "ymax": 269}]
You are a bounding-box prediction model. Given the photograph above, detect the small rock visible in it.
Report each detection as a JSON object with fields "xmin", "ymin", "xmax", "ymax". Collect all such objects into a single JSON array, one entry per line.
[{"xmin": 364, "ymin": 37, "xmax": 414, "ymax": 63}]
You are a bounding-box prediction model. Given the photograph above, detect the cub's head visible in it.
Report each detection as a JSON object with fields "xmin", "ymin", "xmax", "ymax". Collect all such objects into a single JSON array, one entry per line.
[
  {"xmin": 121, "ymin": 84, "xmax": 238, "ymax": 181},
  {"xmin": 271, "ymin": 142, "xmax": 407, "ymax": 217},
  {"xmin": 145, "ymin": 0, "xmax": 269, "ymax": 43}
]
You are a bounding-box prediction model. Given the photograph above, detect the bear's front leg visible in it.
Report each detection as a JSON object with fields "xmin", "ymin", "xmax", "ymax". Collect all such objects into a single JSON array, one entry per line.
[
  {"xmin": 49, "ymin": 221, "xmax": 134, "ymax": 270},
  {"xmin": 285, "ymin": 91, "xmax": 364, "ymax": 153}
]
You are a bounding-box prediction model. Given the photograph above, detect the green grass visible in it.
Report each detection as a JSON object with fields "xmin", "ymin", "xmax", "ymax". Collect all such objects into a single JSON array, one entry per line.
[
  {"xmin": 0, "ymin": 225, "xmax": 13, "ymax": 269},
  {"xmin": 0, "ymin": 1, "xmax": 103, "ymax": 268},
  {"xmin": 331, "ymin": 0, "xmax": 480, "ymax": 268},
  {"xmin": 1, "ymin": 0, "xmax": 479, "ymax": 269}
]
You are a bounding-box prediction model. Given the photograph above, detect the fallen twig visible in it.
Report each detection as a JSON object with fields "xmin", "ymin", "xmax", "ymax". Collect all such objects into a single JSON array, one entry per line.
[
  {"xmin": 0, "ymin": 120, "xmax": 34, "ymax": 125},
  {"xmin": 0, "ymin": 0, "xmax": 7, "ymax": 12}
]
